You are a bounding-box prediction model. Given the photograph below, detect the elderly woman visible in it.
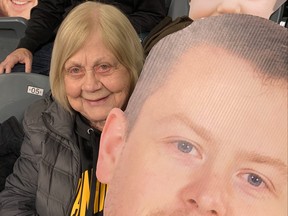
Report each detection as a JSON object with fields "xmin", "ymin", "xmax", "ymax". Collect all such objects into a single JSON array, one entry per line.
[{"xmin": 0, "ymin": 2, "xmax": 143, "ymax": 216}]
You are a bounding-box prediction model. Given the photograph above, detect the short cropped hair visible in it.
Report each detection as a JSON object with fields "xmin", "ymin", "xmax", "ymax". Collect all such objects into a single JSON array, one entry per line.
[
  {"xmin": 125, "ymin": 14, "xmax": 288, "ymax": 133},
  {"xmin": 274, "ymin": 0, "xmax": 286, "ymax": 11},
  {"xmin": 50, "ymin": 1, "xmax": 144, "ymax": 111}
]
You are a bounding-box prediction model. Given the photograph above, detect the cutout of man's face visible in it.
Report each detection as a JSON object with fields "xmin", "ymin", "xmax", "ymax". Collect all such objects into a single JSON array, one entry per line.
[
  {"xmin": 97, "ymin": 45, "xmax": 287, "ymax": 216},
  {"xmin": 188, "ymin": 0, "xmax": 285, "ymax": 20}
]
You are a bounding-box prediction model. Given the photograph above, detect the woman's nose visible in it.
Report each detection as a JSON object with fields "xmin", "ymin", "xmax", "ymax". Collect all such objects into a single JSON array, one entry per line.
[
  {"xmin": 82, "ymin": 71, "xmax": 102, "ymax": 92},
  {"xmin": 216, "ymin": 0, "xmax": 241, "ymax": 15}
]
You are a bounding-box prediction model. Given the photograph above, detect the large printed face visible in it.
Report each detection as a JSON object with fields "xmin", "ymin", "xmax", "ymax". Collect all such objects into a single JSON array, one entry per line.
[
  {"xmin": 64, "ymin": 29, "xmax": 131, "ymax": 130},
  {"xmin": 0, "ymin": 0, "xmax": 37, "ymax": 19},
  {"xmin": 98, "ymin": 46, "xmax": 288, "ymax": 216},
  {"xmin": 189, "ymin": 0, "xmax": 278, "ymax": 20}
]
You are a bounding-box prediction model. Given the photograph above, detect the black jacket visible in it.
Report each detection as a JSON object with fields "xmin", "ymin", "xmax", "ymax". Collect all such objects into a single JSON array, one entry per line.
[
  {"xmin": 18, "ymin": 0, "xmax": 166, "ymax": 53},
  {"xmin": 0, "ymin": 94, "xmax": 104, "ymax": 215},
  {"xmin": 0, "ymin": 116, "xmax": 24, "ymax": 192}
]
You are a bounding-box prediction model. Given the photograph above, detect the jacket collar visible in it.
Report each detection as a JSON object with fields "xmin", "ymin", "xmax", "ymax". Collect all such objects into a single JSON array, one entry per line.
[{"xmin": 42, "ymin": 95, "xmax": 76, "ymax": 142}]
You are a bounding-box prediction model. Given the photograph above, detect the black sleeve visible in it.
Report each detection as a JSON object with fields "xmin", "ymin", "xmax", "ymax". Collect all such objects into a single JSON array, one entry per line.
[
  {"xmin": 102, "ymin": 0, "xmax": 166, "ymax": 34},
  {"xmin": 17, "ymin": 0, "xmax": 72, "ymax": 53},
  {"xmin": 0, "ymin": 114, "xmax": 43, "ymax": 215},
  {"xmin": 18, "ymin": 0, "xmax": 166, "ymax": 52},
  {"xmin": 0, "ymin": 116, "xmax": 24, "ymax": 192}
]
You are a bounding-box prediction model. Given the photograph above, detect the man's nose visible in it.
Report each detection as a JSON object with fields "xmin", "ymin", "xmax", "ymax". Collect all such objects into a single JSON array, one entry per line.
[
  {"xmin": 183, "ymin": 173, "xmax": 229, "ymax": 216},
  {"xmin": 216, "ymin": 0, "xmax": 241, "ymax": 15}
]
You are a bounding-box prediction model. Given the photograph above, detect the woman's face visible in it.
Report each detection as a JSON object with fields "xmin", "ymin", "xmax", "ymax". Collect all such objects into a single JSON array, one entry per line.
[
  {"xmin": 64, "ymin": 30, "xmax": 131, "ymax": 130},
  {"xmin": 0, "ymin": 0, "xmax": 38, "ymax": 19}
]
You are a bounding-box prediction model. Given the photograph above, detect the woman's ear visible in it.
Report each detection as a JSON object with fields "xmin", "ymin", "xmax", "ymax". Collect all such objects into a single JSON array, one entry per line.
[{"xmin": 96, "ymin": 108, "xmax": 127, "ymax": 183}]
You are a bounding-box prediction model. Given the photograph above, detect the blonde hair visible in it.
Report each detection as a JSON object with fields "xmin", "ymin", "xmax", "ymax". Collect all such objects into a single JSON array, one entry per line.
[{"xmin": 50, "ymin": 1, "xmax": 144, "ymax": 111}]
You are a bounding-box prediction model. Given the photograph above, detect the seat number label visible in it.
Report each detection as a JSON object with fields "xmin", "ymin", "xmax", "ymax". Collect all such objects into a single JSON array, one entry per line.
[{"xmin": 27, "ymin": 86, "xmax": 44, "ymax": 96}]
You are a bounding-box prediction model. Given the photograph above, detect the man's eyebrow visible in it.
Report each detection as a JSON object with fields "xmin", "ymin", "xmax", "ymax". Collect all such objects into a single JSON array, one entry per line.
[
  {"xmin": 158, "ymin": 113, "xmax": 213, "ymax": 141},
  {"xmin": 158, "ymin": 114, "xmax": 288, "ymax": 170},
  {"xmin": 241, "ymin": 151, "xmax": 288, "ymax": 175}
]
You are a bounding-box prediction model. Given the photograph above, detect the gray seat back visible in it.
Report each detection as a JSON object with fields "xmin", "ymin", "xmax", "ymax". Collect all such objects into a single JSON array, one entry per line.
[
  {"xmin": 270, "ymin": 1, "xmax": 287, "ymax": 27},
  {"xmin": 167, "ymin": 0, "xmax": 190, "ymax": 20},
  {"xmin": 0, "ymin": 17, "xmax": 27, "ymax": 62},
  {"xmin": 0, "ymin": 73, "xmax": 50, "ymax": 122},
  {"xmin": 165, "ymin": 0, "xmax": 172, "ymax": 14}
]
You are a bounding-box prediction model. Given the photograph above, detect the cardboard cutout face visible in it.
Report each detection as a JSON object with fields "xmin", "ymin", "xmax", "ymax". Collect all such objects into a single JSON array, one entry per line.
[
  {"xmin": 188, "ymin": 0, "xmax": 286, "ymax": 20},
  {"xmin": 96, "ymin": 14, "xmax": 288, "ymax": 216}
]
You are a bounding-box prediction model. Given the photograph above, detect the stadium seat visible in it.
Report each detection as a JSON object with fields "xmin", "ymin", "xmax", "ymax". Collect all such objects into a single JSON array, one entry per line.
[
  {"xmin": 165, "ymin": 0, "xmax": 172, "ymax": 14},
  {"xmin": 0, "ymin": 17, "xmax": 27, "ymax": 62},
  {"xmin": 0, "ymin": 73, "xmax": 50, "ymax": 122},
  {"xmin": 167, "ymin": 0, "xmax": 190, "ymax": 20},
  {"xmin": 270, "ymin": 1, "xmax": 287, "ymax": 27}
]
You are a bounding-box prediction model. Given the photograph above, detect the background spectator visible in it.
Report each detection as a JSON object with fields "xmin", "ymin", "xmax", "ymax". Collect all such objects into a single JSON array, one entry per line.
[
  {"xmin": 0, "ymin": 0, "xmax": 37, "ymax": 19},
  {"xmin": 0, "ymin": 0, "xmax": 165, "ymax": 75}
]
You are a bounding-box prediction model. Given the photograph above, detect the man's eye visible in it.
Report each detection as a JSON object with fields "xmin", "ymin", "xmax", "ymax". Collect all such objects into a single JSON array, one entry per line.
[
  {"xmin": 247, "ymin": 173, "xmax": 264, "ymax": 187},
  {"xmin": 177, "ymin": 141, "xmax": 195, "ymax": 153}
]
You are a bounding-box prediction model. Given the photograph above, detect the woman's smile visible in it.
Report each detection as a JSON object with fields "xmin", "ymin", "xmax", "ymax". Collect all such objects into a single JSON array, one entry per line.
[{"xmin": 83, "ymin": 95, "xmax": 110, "ymax": 106}]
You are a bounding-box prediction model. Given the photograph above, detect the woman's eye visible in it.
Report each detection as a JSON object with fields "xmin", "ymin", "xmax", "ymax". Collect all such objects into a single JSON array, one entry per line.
[
  {"xmin": 247, "ymin": 173, "xmax": 264, "ymax": 187},
  {"xmin": 67, "ymin": 67, "xmax": 82, "ymax": 74},
  {"xmin": 96, "ymin": 64, "xmax": 111, "ymax": 73}
]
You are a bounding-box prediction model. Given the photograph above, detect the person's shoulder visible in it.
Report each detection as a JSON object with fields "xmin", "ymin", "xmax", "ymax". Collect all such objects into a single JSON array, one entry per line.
[
  {"xmin": 23, "ymin": 92, "xmax": 75, "ymax": 140},
  {"xmin": 23, "ymin": 92, "xmax": 54, "ymax": 125},
  {"xmin": 142, "ymin": 16, "xmax": 193, "ymax": 57}
]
